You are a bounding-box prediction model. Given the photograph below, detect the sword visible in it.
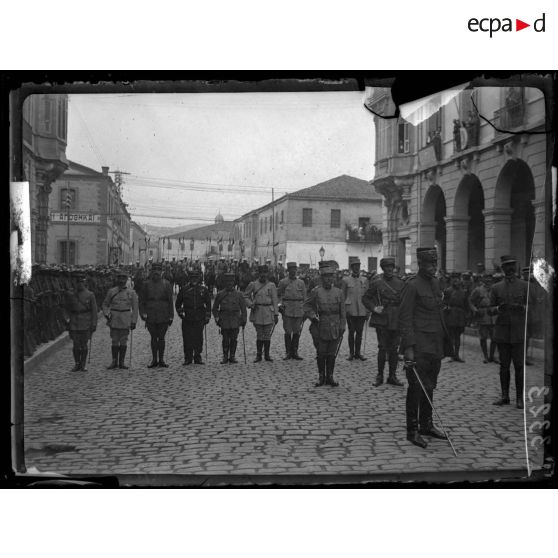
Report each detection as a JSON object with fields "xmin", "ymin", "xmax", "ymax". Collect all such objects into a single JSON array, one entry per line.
[
  {"xmin": 405, "ymin": 361, "xmax": 458, "ymax": 457},
  {"xmin": 335, "ymin": 331, "xmax": 345, "ymax": 359},
  {"xmin": 242, "ymin": 327, "xmax": 247, "ymax": 364}
]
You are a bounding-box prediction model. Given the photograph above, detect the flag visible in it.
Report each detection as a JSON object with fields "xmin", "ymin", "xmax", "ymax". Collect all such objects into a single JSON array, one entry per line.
[{"xmin": 168, "ymin": 238, "xmax": 172, "ymax": 249}]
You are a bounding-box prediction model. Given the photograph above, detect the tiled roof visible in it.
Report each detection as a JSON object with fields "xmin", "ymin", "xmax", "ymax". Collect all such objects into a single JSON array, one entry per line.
[
  {"xmin": 168, "ymin": 222, "xmax": 234, "ymax": 240},
  {"xmin": 288, "ymin": 175, "xmax": 381, "ymax": 200}
]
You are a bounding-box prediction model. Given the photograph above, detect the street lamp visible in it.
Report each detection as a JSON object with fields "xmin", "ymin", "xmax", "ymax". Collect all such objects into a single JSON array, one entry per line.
[{"xmin": 319, "ymin": 246, "xmax": 325, "ymax": 261}]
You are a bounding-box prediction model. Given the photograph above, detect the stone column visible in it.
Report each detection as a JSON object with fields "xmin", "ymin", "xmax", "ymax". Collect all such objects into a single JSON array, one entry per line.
[
  {"xmin": 483, "ymin": 208, "xmax": 513, "ymax": 268},
  {"xmin": 419, "ymin": 221, "xmax": 436, "ymax": 248},
  {"xmin": 531, "ymin": 197, "xmax": 546, "ymax": 261},
  {"xmin": 444, "ymin": 217, "xmax": 469, "ymax": 272}
]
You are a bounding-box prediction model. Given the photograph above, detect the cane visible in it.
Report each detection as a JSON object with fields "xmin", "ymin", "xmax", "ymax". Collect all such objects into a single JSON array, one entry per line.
[
  {"xmin": 129, "ymin": 328, "xmax": 133, "ymax": 370},
  {"xmin": 335, "ymin": 331, "xmax": 345, "ymax": 359},
  {"xmin": 204, "ymin": 324, "xmax": 208, "ymax": 363},
  {"xmin": 405, "ymin": 361, "xmax": 458, "ymax": 457},
  {"xmin": 242, "ymin": 327, "xmax": 247, "ymax": 364}
]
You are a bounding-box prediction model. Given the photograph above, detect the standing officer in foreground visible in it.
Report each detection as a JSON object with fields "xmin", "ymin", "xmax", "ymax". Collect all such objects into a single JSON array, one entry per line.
[
  {"xmin": 398, "ymin": 248, "xmax": 448, "ymax": 448},
  {"xmin": 244, "ymin": 264, "xmax": 279, "ymax": 362},
  {"xmin": 213, "ymin": 272, "xmax": 247, "ymax": 364},
  {"xmin": 363, "ymin": 256, "xmax": 404, "ymax": 387},
  {"xmin": 175, "ymin": 268, "xmax": 211, "ymax": 365},
  {"xmin": 341, "ymin": 257, "xmax": 369, "ymax": 361},
  {"xmin": 64, "ymin": 271, "xmax": 97, "ymax": 371},
  {"xmin": 102, "ymin": 269, "xmax": 138, "ymax": 370},
  {"xmin": 277, "ymin": 262, "xmax": 307, "ymax": 360},
  {"xmin": 140, "ymin": 262, "xmax": 174, "ymax": 368},
  {"xmin": 303, "ymin": 261, "xmax": 346, "ymax": 387},
  {"xmin": 489, "ymin": 255, "xmax": 533, "ymax": 409}
]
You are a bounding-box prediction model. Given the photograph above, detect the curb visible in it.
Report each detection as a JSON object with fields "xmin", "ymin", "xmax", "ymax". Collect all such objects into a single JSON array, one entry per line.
[{"xmin": 24, "ymin": 333, "xmax": 71, "ymax": 375}]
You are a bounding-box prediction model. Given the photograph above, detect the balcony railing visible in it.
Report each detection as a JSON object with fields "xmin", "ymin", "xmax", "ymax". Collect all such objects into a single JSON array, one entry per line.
[
  {"xmin": 493, "ymin": 97, "xmax": 525, "ymax": 131},
  {"xmin": 346, "ymin": 224, "xmax": 383, "ymax": 243}
]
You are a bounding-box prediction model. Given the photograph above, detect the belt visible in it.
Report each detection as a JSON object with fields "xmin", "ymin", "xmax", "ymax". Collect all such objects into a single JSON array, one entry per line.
[
  {"xmin": 319, "ymin": 310, "xmax": 339, "ymax": 316},
  {"xmin": 282, "ymin": 298, "xmax": 303, "ymax": 301},
  {"xmin": 255, "ymin": 303, "xmax": 273, "ymax": 306},
  {"xmin": 112, "ymin": 308, "xmax": 131, "ymax": 312}
]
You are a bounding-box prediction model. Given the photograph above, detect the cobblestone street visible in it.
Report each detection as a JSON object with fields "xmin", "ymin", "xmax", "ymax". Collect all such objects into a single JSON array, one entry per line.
[{"xmin": 24, "ymin": 308, "xmax": 546, "ymax": 479}]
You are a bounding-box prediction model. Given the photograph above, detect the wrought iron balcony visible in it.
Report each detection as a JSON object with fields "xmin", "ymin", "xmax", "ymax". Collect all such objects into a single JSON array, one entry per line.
[{"xmin": 345, "ymin": 224, "xmax": 383, "ymax": 243}]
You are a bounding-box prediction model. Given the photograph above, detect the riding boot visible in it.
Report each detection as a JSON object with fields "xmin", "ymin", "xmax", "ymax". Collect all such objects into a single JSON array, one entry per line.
[
  {"xmin": 347, "ymin": 333, "xmax": 355, "ymax": 360},
  {"xmin": 489, "ymin": 340, "xmax": 497, "ymax": 362},
  {"xmin": 515, "ymin": 364, "xmax": 525, "ymax": 409},
  {"xmin": 71, "ymin": 346, "xmax": 81, "ymax": 371},
  {"xmin": 375, "ymin": 348, "xmax": 386, "ymax": 385},
  {"xmin": 419, "ymin": 392, "xmax": 445, "ymax": 438},
  {"xmin": 221, "ymin": 338, "xmax": 229, "ymax": 364},
  {"xmin": 493, "ymin": 367, "xmax": 510, "ymax": 405},
  {"xmin": 254, "ymin": 340, "xmax": 263, "ymax": 362},
  {"xmin": 386, "ymin": 353, "xmax": 403, "ymax": 386},
  {"xmin": 480, "ymin": 339, "xmax": 489, "ymax": 363},
  {"xmin": 80, "ymin": 347, "xmax": 88, "ymax": 371},
  {"xmin": 407, "ymin": 417, "xmax": 428, "ymax": 448},
  {"xmin": 148, "ymin": 339, "xmax": 158, "ymax": 368},
  {"xmin": 264, "ymin": 340, "xmax": 273, "ymax": 361},
  {"xmin": 118, "ymin": 346, "xmax": 128, "ymax": 369},
  {"xmin": 229, "ymin": 339, "xmax": 238, "ymax": 363},
  {"xmin": 325, "ymin": 356, "xmax": 338, "ymax": 387},
  {"xmin": 158, "ymin": 339, "xmax": 168, "ymax": 367},
  {"xmin": 355, "ymin": 335, "xmax": 366, "ymax": 360},
  {"xmin": 291, "ymin": 334, "xmax": 303, "ymax": 360},
  {"xmin": 194, "ymin": 351, "xmax": 204, "ymax": 364},
  {"xmin": 107, "ymin": 346, "xmax": 119, "ymax": 369},
  {"xmin": 315, "ymin": 356, "xmax": 326, "ymax": 387},
  {"xmin": 283, "ymin": 333, "xmax": 292, "ymax": 360}
]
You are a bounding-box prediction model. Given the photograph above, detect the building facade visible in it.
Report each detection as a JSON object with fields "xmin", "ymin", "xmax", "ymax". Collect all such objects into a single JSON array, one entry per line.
[
  {"xmin": 130, "ymin": 221, "xmax": 148, "ymax": 266},
  {"xmin": 47, "ymin": 162, "xmax": 131, "ymax": 266},
  {"xmin": 22, "ymin": 94, "xmax": 69, "ymax": 264},
  {"xmin": 369, "ymin": 85, "xmax": 547, "ymax": 272},
  {"xmin": 233, "ymin": 175, "xmax": 384, "ymax": 271}
]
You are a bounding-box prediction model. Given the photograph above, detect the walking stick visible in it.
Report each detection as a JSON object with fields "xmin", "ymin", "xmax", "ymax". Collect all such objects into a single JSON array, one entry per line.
[
  {"xmin": 405, "ymin": 362, "xmax": 458, "ymax": 457},
  {"xmin": 335, "ymin": 331, "xmax": 345, "ymax": 359},
  {"xmin": 129, "ymin": 328, "xmax": 133, "ymax": 370},
  {"xmin": 204, "ymin": 324, "xmax": 208, "ymax": 363},
  {"xmin": 242, "ymin": 327, "xmax": 247, "ymax": 364}
]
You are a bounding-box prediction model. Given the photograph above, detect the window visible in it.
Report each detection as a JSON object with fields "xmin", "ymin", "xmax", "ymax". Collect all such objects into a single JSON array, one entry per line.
[
  {"xmin": 358, "ymin": 217, "xmax": 370, "ymax": 229},
  {"xmin": 398, "ymin": 122, "xmax": 409, "ymax": 153},
  {"xmin": 265, "ymin": 216, "xmax": 268, "ymax": 232},
  {"xmin": 302, "ymin": 208, "xmax": 312, "ymax": 227},
  {"xmin": 280, "ymin": 210, "xmax": 284, "ymax": 224},
  {"xmin": 57, "ymin": 97, "xmax": 67, "ymax": 139},
  {"xmin": 260, "ymin": 219, "xmax": 262, "ymax": 235},
  {"xmin": 60, "ymin": 188, "xmax": 76, "ymax": 210},
  {"xmin": 330, "ymin": 209, "xmax": 341, "ymax": 228},
  {"xmin": 59, "ymin": 240, "xmax": 77, "ymax": 265},
  {"xmin": 275, "ymin": 212, "xmax": 278, "ymax": 230},
  {"xmin": 43, "ymin": 96, "xmax": 54, "ymax": 133}
]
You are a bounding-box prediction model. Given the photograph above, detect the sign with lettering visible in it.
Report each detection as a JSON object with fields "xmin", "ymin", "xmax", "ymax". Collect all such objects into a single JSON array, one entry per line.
[{"xmin": 50, "ymin": 212, "xmax": 101, "ymax": 223}]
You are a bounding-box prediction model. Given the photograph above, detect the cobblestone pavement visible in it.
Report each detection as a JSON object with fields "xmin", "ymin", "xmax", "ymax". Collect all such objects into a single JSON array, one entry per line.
[{"xmin": 23, "ymin": 304, "xmax": 547, "ymax": 479}]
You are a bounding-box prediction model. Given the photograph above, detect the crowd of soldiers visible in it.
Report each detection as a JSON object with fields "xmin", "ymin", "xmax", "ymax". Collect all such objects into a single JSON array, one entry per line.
[{"xmin": 26, "ymin": 249, "xmax": 545, "ymax": 450}]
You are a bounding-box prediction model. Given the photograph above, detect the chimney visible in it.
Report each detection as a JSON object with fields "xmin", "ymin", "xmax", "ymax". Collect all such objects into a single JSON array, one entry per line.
[{"xmin": 102, "ymin": 166, "xmax": 109, "ymax": 176}]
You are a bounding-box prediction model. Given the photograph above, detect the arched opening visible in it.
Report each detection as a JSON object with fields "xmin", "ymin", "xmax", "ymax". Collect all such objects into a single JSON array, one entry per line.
[
  {"xmin": 422, "ymin": 185, "xmax": 446, "ymax": 270},
  {"xmin": 454, "ymin": 174, "xmax": 485, "ymax": 270},
  {"xmin": 495, "ymin": 159, "xmax": 535, "ymax": 269}
]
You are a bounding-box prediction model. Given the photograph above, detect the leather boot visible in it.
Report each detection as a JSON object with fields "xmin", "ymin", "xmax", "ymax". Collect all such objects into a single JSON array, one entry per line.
[
  {"xmin": 325, "ymin": 356, "xmax": 338, "ymax": 387},
  {"xmin": 264, "ymin": 340, "xmax": 273, "ymax": 361},
  {"xmin": 516, "ymin": 397, "xmax": 524, "ymax": 409},
  {"xmin": 194, "ymin": 352, "xmax": 204, "ymax": 364},
  {"xmin": 386, "ymin": 353, "xmax": 403, "ymax": 385},
  {"xmin": 315, "ymin": 356, "xmax": 326, "ymax": 387},
  {"xmin": 283, "ymin": 334, "xmax": 292, "ymax": 360},
  {"xmin": 148, "ymin": 340, "xmax": 158, "ymax": 368},
  {"xmin": 489, "ymin": 341, "xmax": 497, "ymax": 363},
  {"xmin": 254, "ymin": 340, "xmax": 263, "ymax": 362},
  {"xmin": 291, "ymin": 334, "xmax": 303, "ymax": 360},
  {"xmin": 419, "ymin": 419, "xmax": 447, "ymax": 439},
  {"xmin": 480, "ymin": 339, "xmax": 489, "ymax": 363},
  {"xmin": 373, "ymin": 372, "xmax": 384, "ymax": 387},
  {"xmin": 493, "ymin": 368, "xmax": 510, "ymax": 405},
  {"xmin": 71, "ymin": 346, "xmax": 82, "ymax": 371},
  {"xmin": 407, "ymin": 427, "xmax": 428, "ymax": 449},
  {"xmin": 118, "ymin": 346, "xmax": 128, "ymax": 369},
  {"xmin": 221, "ymin": 338, "xmax": 229, "ymax": 364},
  {"xmin": 229, "ymin": 340, "xmax": 238, "ymax": 363},
  {"xmin": 158, "ymin": 340, "xmax": 168, "ymax": 367},
  {"xmin": 107, "ymin": 346, "xmax": 119, "ymax": 369},
  {"xmin": 80, "ymin": 348, "xmax": 88, "ymax": 371},
  {"xmin": 355, "ymin": 336, "xmax": 366, "ymax": 360}
]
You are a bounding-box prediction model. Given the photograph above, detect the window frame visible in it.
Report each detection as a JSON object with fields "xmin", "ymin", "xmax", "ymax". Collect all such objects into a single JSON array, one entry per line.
[{"xmin": 302, "ymin": 208, "xmax": 313, "ymax": 228}]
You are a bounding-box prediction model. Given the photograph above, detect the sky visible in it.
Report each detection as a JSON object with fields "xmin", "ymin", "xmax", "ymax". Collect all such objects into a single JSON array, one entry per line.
[{"xmin": 67, "ymin": 91, "xmax": 376, "ymax": 229}]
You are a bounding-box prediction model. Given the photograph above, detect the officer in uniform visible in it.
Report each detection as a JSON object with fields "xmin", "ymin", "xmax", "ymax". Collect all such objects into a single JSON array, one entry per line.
[
  {"xmin": 213, "ymin": 272, "xmax": 247, "ymax": 364},
  {"xmin": 489, "ymin": 255, "xmax": 534, "ymax": 409},
  {"xmin": 398, "ymin": 247, "xmax": 448, "ymax": 448},
  {"xmin": 175, "ymin": 268, "xmax": 211, "ymax": 365},
  {"xmin": 277, "ymin": 262, "xmax": 307, "ymax": 360},
  {"xmin": 443, "ymin": 272, "xmax": 468, "ymax": 362},
  {"xmin": 102, "ymin": 269, "xmax": 138, "ymax": 369},
  {"xmin": 64, "ymin": 271, "xmax": 98, "ymax": 371},
  {"xmin": 140, "ymin": 262, "xmax": 174, "ymax": 368},
  {"xmin": 303, "ymin": 261, "xmax": 346, "ymax": 387},
  {"xmin": 363, "ymin": 256, "xmax": 404, "ymax": 387},
  {"xmin": 469, "ymin": 272, "xmax": 497, "ymax": 363},
  {"xmin": 341, "ymin": 257, "xmax": 369, "ymax": 361},
  {"xmin": 244, "ymin": 264, "xmax": 279, "ymax": 362}
]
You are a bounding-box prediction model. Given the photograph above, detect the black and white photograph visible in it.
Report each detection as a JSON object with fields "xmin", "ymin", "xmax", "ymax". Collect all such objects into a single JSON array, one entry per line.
[{"xmin": 9, "ymin": 75, "xmax": 554, "ymax": 486}]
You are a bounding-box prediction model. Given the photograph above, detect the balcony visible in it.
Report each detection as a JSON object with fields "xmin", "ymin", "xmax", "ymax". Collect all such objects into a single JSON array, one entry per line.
[
  {"xmin": 346, "ymin": 224, "xmax": 383, "ymax": 243},
  {"xmin": 493, "ymin": 93, "xmax": 525, "ymax": 132},
  {"xmin": 375, "ymin": 153, "xmax": 416, "ymax": 180}
]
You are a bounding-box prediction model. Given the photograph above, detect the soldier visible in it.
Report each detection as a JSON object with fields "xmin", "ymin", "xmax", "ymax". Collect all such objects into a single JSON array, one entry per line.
[
  {"xmin": 244, "ymin": 264, "xmax": 279, "ymax": 362},
  {"xmin": 213, "ymin": 272, "xmax": 247, "ymax": 364},
  {"xmin": 489, "ymin": 255, "xmax": 534, "ymax": 409},
  {"xmin": 175, "ymin": 268, "xmax": 211, "ymax": 365},
  {"xmin": 63, "ymin": 271, "xmax": 97, "ymax": 371},
  {"xmin": 133, "ymin": 264, "xmax": 146, "ymax": 299},
  {"xmin": 303, "ymin": 261, "xmax": 346, "ymax": 387},
  {"xmin": 399, "ymin": 247, "xmax": 449, "ymax": 449},
  {"xmin": 362, "ymin": 256, "xmax": 405, "ymax": 387},
  {"xmin": 102, "ymin": 269, "xmax": 138, "ymax": 370},
  {"xmin": 469, "ymin": 272, "xmax": 497, "ymax": 363},
  {"xmin": 443, "ymin": 272, "xmax": 468, "ymax": 362},
  {"xmin": 341, "ymin": 257, "xmax": 369, "ymax": 362},
  {"xmin": 139, "ymin": 262, "xmax": 174, "ymax": 368},
  {"xmin": 277, "ymin": 262, "xmax": 307, "ymax": 360}
]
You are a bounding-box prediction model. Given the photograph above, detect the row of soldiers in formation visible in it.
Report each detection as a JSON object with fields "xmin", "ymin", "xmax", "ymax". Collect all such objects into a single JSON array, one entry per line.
[{"xmin": 62, "ymin": 250, "xmax": 542, "ymax": 448}]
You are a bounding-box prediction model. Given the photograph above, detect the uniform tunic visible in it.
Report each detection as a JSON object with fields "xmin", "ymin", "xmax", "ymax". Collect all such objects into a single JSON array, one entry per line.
[
  {"xmin": 341, "ymin": 274, "xmax": 369, "ymax": 317},
  {"xmin": 277, "ymin": 276, "xmax": 307, "ymax": 334},
  {"xmin": 443, "ymin": 287, "xmax": 468, "ymax": 329},
  {"xmin": 363, "ymin": 274, "xmax": 405, "ymax": 330},
  {"xmin": 213, "ymin": 288, "xmax": 247, "ymax": 329},
  {"xmin": 176, "ymin": 283, "xmax": 212, "ymax": 358},
  {"xmin": 244, "ymin": 280, "xmax": 278, "ymax": 325},
  {"xmin": 139, "ymin": 279, "xmax": 174, "ymax": 324},
  {"xmin": 66, "ymin": 288, "xmax": 98, "ymax": 332},
  {"xmin": 102, "ymin": 286, "xmax": 139, "ymax": 344}
]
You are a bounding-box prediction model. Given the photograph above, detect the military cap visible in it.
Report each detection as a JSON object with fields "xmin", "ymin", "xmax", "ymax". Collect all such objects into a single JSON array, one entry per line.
[
  {"xmin": 500, "ymin": 255, "xmax": 517, "ymax": 265},
  {"xmin": 416, "ymin": 247, "xmax": 437, "ymax": 262},
  {"xmin": 319, "ymin": 262, "xmax": 336, "ymax": 275},
  {"xmin": 462, "ymin": 271, "xmax": 472, "ymax": 279},
  {"xmin": 258, "ymin": 265, "xmax": 269, "ymax": 273},
  {"xmin": 380, "ymin": 257, "xmax": 396, "ymax": 268},
  {"xmin": 224, "ymin": 272, "xmax": 236, "ymax": 281},
  {"xmin": 286, "ymin": 262, "xmax": 297, "ymax": 269},
  {"xmin": 151, "ymin": 262, "xmax": 162, "ymax": 270},
  {"xmin": 348, "ymin": 256, "xmax": 360, "ymax": 266},
  {"xmin": 115, "ymin": 269, "xmax": 128, "ymax": 277},
  {"xmin": 189, "ymin": 269, "xmax": 201, "ymax": 276}
]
